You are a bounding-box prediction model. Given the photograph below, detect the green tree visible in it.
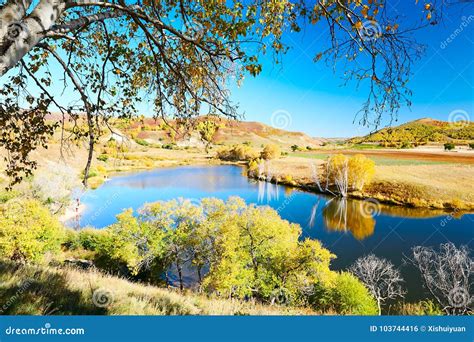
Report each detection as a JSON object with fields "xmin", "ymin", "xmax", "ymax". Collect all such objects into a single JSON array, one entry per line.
[
  {"xmin": 197, "ymin": 119, "xmax": 220, "ymax": 153},
  {"xmin": 0, "ymin": 199, "xmax": 64, "ymax": 263}
]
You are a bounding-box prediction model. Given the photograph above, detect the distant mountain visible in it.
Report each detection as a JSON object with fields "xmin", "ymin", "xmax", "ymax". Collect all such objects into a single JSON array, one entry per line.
[
  {"xmin": 350, "ymin": 118, "xmax": 474, "ymax": 145},
  {"xmin": 114, "ymin": 116, "xmax": 324, "ymax": 148}
]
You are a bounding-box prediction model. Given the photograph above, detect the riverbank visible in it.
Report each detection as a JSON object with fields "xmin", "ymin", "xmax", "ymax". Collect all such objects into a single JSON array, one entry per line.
[
  {"xmin": 7, "ymin": 140, "xmax": 474, "ymax": 212},
  {"xmin": 246, "ymin": 154, "xmax": 474, "ymax": 211}
]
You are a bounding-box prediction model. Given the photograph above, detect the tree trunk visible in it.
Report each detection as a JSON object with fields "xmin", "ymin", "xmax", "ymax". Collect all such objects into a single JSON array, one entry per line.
[
  {"xmin": 377, "ymin": 298, "xmax": 382, "ymax": 315},
  {"xmin": 0, "ymin": 0, "xmax": 66, "ymax": 76}
]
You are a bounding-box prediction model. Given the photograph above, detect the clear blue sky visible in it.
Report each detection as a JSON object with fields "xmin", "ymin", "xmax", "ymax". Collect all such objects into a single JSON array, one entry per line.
[{"xmin": 230, "ymin": 2, "xmax": 474, "ymax": 137}]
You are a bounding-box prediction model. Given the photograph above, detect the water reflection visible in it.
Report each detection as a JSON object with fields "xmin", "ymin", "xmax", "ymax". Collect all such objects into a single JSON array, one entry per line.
[{"xmin": 323, "ymin": 198, "xmax": 376, "ymax": 240}]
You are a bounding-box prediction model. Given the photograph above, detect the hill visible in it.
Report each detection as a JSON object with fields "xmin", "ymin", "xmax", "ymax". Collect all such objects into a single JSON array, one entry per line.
[
  {"xmin": 111, "ymin": 116, "xmax": 324, "ymax": 149},
  {"xmin": 0, "ymin": 261, "xmax": 311, "ymax": 315},
  {"xmin": 350, "ymin": 118, "xmax": 474, "ymax": 146}
]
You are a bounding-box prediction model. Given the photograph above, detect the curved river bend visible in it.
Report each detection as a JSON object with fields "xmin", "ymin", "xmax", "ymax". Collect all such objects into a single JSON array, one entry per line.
[{"xmin": 70, "ymin": 165, "xmax": 473, "ymax": 302}]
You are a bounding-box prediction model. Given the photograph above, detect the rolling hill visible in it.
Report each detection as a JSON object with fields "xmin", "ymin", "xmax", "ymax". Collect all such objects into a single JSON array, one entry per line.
[{"xmin": 350, "ymin": 118, "xmax": 474, "ymax": 145}]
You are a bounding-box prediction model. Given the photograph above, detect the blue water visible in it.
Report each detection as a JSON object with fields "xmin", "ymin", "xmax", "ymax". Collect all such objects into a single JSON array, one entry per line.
[{"xmin": 72, "ymin": 165, "xmax": 473, "ymax": 301}]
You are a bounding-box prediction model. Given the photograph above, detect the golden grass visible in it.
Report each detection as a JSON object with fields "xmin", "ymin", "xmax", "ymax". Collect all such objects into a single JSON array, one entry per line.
[{"xmin": 0, "ymin": 261, "xmax": 313, "ymax": 315}]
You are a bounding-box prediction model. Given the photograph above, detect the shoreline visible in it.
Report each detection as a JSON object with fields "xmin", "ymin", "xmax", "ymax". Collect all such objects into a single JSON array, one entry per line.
[{"xmin": 59, "ymin": 203, "xmax": 86, "ymax": 223}]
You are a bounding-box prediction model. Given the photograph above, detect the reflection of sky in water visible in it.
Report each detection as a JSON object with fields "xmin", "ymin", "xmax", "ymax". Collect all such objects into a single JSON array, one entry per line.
[{"xmin": 70, "ymin": 165, "xmax": 474, "ymax": 301}]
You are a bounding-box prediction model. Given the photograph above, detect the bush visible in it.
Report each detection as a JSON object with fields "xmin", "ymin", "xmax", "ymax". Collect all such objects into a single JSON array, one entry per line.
[
  {"xmin": 444, "ymin": 142, "xmax": 455, "ymax": 151},
  {"xmin": 312, "ymin": 272, "xmax": 378, "ymax": 315},
  {"xmin": 97, "ymin": 154, "xmax": 109, "ymax": 162},
  {"xmin": 162, "ymin": 143, "xmax": 177, "ymax": 150},
  {"xmin": 323, "ymin": 154, "xmax": 375, "ymax": 192},
  {"xmin": 216, "ymin": 145, "xmax": 259, "ymax": 161},
  {"xmin": 260, "ymin": 144, "xmax": 281, "ymax": 160},
  {"xmin": 469, "ymin": 143, "xmax": 474, "ymax": 150},
  {"xmin": 135, "ymin": 138, "xmax": 150, "ymax": 146},
  {"xmin": 291, "ymin": 145, "xmax": 299, "ymax": 152},
  {"xmin": 394, "ymin": 300, "xmax": 443, "ymax": 315},
  {"xmin": 0, "ymin": 199, "xmax": 64, "ymax": 263}
]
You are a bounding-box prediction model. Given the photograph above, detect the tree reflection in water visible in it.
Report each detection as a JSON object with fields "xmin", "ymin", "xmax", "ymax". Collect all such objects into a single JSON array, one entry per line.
[{"xmin": 322, "ymin": 198, "xmax": 376, "ymax": 240}]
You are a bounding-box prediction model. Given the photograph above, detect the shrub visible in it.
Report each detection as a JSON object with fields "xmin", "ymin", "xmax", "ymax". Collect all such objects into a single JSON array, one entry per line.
[
  {"xmin": 444, "ymin": 142, "xmax": 455, "ymax": 151},
  {"xmin": 97, "ymin": 154, "xmax": 109, "ymax": 162},
  {"xmin": 135, "ymin": 138, "xmax": 150, "ymax": 146},
  {"xmin": 469, "ymin": 143, "xmax": 474, "ymax": 150},
  {"xmin": 312, "ymin": 272, "xmax": 378, "ymax": 315},
  {"xmin": 216, "ymin": 145, "xmax": 259, "ymax": 161},
  {"xmin": 162, "ymin": 143, "xmax": 177, "ymax": 150},
  {"xmin": 291, "ymin": 145, "xmax": 299, "ymax": 152},
  {"xmin": 0, "ymin": 199, "xmax": 64, "ymax": 263},
  {"xmin": 395, "ymin": 300, "xmax": 443, "ymax": 315},
  {"xmin": 323, "ymin": 154, "xmax": 375, "ymax": 192},
  {"xmin": 347, "ymin": 154, "xmax": 375, "ymax": 191},
  {"xmin": 260, "ymin": 144, "xmax": 281, "ymax": 160},
  {"xmin": 78, "ymin": 228, "xmax": 108, "ymax": 251}
]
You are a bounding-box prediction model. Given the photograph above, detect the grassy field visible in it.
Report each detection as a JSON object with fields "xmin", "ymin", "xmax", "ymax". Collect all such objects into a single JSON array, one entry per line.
[{"xmin": 0, "ymin": 261, "xmax": 312, "ymax": 315}]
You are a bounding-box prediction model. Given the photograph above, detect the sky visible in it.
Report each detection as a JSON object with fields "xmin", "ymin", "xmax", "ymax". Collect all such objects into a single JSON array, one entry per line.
[
  {"xmin": 4, "ymin": 1, "xmax": 473, "ymax": 138},
  {"xmin": 229, "ymin": 2, "xmax": 474, "ymax": 137}
]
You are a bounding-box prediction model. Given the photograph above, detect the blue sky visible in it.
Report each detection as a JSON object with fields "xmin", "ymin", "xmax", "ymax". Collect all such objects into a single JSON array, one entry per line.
[{"xmin": 230, "ymin": 2, "xmax": 474, "ymax": 137}]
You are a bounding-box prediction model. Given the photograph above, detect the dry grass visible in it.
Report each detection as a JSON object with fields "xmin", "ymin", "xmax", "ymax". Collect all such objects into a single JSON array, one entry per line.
[
  {"xmin": 0, "ymin": 261, "xmax": 313, "ymax": 316},
  {"xmin": 256, "ymin": 155, "xmax": 474, "ymax": 210}
]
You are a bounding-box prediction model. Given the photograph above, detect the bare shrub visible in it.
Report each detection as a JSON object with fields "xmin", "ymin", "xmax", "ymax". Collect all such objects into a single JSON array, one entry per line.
[
  {"xmin": 350, "ymin": 254, "xmax": 405, "ymax": 315},
  {"xmin": 412, "ymin": 243, "xmax": 472, "ymax": 315}
]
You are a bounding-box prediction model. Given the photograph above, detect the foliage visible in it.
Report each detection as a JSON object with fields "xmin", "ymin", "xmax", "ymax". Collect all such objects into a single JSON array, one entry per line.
[
  {"xmin": 469, "ymin": 143, "xmax": 474, "ymax": 150},
  {"xmin": 135, "ymin": 139, "xmax": 150, "ymax": 147},
  {"xmin": 394, "ymin": 300, "xmax": 443, "ymax": 316},
  {"xmin": 260, "ymin": 144, "xmax": 281, "ymax": 160},
  {"xmin": 353, "ymin": 120, "xmax": 474, "ymax": 144},
  {"xmin": 0, "ymin": 199, "xmax": 64, "ymax": 263},
  {"xmin": 322, "ymin": 154, "xmax": 375, "ymax": 194},
  {"xmin": 197, "ymin": 120, "xmax": 220, "ymax": 152},
  {"xmin": 97, "ymin": 154, "xmax": 109, "ymax": 162},
  {"xmin": 216, "ymin": 145, "xmax": 259, "ymax": 162},
  {"xmin": 88, "ymin": 197, "xmax": 336, "ymax": 306},
  {"xmin": 291, "ymin": 145, "xmax": 299, "ymax": 152},
  {"xmin": 311, "ymin": 272, "xmax": 378, "ymax": 315},
  {"xmin": 444, "ymin": 142, "xmax": 455, "ymax": 151}
]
